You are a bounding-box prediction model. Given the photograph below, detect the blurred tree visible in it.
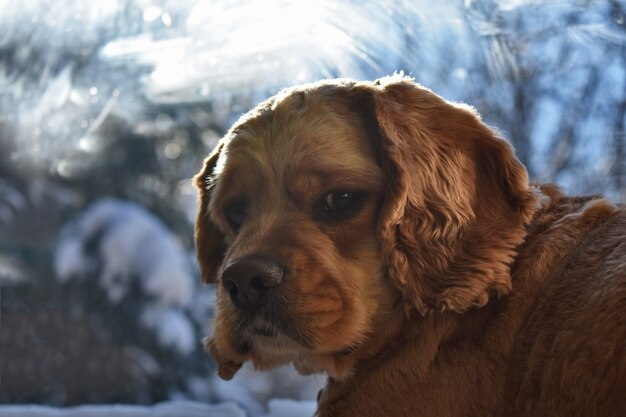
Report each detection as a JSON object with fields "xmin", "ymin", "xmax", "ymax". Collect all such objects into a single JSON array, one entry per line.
[{"xmin": 459, "ymin": 0, "xmax": 626, "ymax": 198}]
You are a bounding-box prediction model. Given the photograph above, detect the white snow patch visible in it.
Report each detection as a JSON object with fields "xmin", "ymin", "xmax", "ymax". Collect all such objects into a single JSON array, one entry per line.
[
  {"xmin": 264, "ymin": 399, "xmax": 316, "ymax": 417},
  {"xmin": 54, "ymin": 198, "xmax": 194, "ymax": 306},
  {"xmin": 210, "ymin": 363, "xmax": 325, "ymax": 417},
  {"xmin": 0, "ymin": 399, "xmax": 317, "ymax": 417},
  {"xmin": 0, "ymin": 401, "xmax": 246, "ymax": 417},
  {"xmin": 54, "ymin": 239, "xmax": 87, "ymax": 283},
  {"xmin": 54, "ymin": 198, "xmax": 198, "ymax": 354},
  {"xmin": 141, "ymin": 307, "xmax": 197, "ymax": 356}
]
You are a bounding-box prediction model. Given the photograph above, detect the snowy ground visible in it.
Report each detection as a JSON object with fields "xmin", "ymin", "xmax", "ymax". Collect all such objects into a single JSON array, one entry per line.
[{"xmin": 0, "ymin": 399, "xmax": 316, "ymax": 417}]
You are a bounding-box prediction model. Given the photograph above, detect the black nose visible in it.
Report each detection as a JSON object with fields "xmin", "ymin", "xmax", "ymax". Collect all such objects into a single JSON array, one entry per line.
[{"xmin": 221, "ymin": 256, "xmax": 284, "ymax": 311}]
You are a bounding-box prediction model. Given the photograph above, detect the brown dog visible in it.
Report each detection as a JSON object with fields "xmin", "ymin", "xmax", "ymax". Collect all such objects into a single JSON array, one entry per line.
[{"xmin": 194, "ymin": 75, "xmax": 626, "ymax": 417}]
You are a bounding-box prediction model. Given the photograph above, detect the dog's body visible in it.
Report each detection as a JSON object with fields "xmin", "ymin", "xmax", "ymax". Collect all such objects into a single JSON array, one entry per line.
[
  {"xmin": 195, "ymin": 76, "xmax": 626, "ymax": 417},
  {"xmin": 318, "ymin": 189, "xmax": 626, "ymax": 417}
]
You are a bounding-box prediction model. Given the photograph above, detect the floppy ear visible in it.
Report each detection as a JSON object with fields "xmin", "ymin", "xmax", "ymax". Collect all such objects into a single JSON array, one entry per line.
[
  {"xmin": 366, "ymin": 75, "xmax": 537, "ymax": 315},
  {"xmin": 194, "ymin": 141, "xmax": 227, "ymax": 283}
]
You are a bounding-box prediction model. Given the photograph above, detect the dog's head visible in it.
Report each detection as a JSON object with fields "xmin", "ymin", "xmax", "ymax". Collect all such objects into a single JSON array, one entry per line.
[{"xmin": 194, "ymin": 75, "xmax": 537, "ymax": 380}]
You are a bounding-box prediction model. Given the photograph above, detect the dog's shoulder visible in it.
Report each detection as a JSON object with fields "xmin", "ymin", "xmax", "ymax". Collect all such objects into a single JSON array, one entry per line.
[
  {"xmin": 512, "ymin": 186, "xmax": 622, "ymax": 288},
  {"xmin": 501, "ymin": 189, "xmax": 626, "ymax": 417}
]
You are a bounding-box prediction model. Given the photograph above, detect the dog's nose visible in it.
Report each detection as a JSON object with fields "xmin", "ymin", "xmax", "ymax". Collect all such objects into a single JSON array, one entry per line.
[{"xmin": 221, "ymin": 256, "xmax": 284, "ymax": 311}]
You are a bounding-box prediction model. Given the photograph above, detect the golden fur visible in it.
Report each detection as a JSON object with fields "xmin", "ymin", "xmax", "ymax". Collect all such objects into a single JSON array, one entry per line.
[{"xmin": 194, "ymin": 75, "xmax": 626, "ymax": 417}]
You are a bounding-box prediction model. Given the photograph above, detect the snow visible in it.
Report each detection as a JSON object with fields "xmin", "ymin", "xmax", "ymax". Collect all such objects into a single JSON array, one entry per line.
[
  {"xmin": 0, "ymin": 400, "xmax": 316, "ymax": 417},
  {"xmin": 55, "ymin": 198, "xmax": 194, "ymax": 307},
  {"xmin": 265, "ymin": 400, "xmax": 316, "ymax": 417},
  {"xmin": 209, "ymin": 363, "xmax": 324, "ymax": 417},
  {"xmin": 54, "ymin": 198, "xmax": 197, "ymax": 355},
  {"xmin": 0, "ymin": 401, "xmax": 246, "ymax": 417},
  {"xmin": 140, "ymin": 307, "xmax": 196, "ymax": 356}
]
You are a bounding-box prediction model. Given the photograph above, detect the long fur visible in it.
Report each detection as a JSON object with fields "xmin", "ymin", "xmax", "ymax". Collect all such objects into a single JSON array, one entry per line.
[{"xmin": 194, "ymin": 75, "xmax": 626, "ymax": 417}]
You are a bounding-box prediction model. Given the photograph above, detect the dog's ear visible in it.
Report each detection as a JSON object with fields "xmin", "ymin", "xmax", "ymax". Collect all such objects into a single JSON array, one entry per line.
[
  {"xmin": 361, "ymin": 76, "xmax": 536, "ymax": 315},
  {"xmin": 194, "ymin": 141, "xmax": 227, "ymax": 283}
]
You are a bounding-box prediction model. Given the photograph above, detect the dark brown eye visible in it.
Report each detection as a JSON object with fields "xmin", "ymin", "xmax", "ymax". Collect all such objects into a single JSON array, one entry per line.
[
  {"xmin": 322, "ymin": 191, "xmax": 364, "ymax": 217},
  {"xmin": 225, "ymin": 200, "xmax": 248, "ymax": 232}
]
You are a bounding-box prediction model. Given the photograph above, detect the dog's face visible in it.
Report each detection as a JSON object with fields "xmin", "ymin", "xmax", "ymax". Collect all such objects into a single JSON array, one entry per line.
[
  {"xmin": 196, "ymin": 86, "xmax": 398, "ymax": 378},
  {"xmin": 195, "ymin": 76, "xmax": 536, "ymax": 380}
]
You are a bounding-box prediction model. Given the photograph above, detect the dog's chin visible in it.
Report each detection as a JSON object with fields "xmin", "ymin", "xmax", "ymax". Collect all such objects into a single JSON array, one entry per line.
[
  {"xmin": 217, "ymin": 310, "xmax": 361, "ymax": 373},
  {"xmin": 225, "ymin": 317, "xmax": 307, "ymax": 371},
  {"xmin": 249, "ymin": 332, "xmax": 303, "ymax": 361}
]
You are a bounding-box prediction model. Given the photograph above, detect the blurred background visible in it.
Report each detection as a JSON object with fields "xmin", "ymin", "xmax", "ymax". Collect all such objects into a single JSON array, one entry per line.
[{"xmin": 0, "ymin": 0, "xmax": 624, "ymax": 415}]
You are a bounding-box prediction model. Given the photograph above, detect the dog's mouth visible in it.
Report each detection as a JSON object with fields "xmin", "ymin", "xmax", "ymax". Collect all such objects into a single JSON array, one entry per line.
[{"xmin": 232, "ymin": 309, "xmax": 316, "ymax": 353}]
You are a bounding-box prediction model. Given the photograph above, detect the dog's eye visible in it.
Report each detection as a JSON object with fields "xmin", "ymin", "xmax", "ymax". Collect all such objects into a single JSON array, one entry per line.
[
  {"xmin": 225, "ymin": 201, "xmax": 248, "ymax": 232},
  {"xmin": 322, "ymin": 191, "xmax": 364, "ymax": 216}
]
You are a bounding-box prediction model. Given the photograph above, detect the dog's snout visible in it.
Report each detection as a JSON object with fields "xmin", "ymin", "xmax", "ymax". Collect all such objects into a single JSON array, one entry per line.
[{"xmin": 221, "ymin": 256, "xmax": 284, "ymax": 311}]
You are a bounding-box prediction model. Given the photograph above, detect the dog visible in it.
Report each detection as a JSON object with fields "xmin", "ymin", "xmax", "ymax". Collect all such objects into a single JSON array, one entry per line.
[{"xmin": 194, "ymin": 75, "xmax": 626, "ymax": 417}]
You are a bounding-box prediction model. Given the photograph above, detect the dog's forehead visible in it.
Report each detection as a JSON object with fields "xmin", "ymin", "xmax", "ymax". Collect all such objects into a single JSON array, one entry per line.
[{"xmin": 217, "ymin": 87, "xmax": 378, "ymax": 183}]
